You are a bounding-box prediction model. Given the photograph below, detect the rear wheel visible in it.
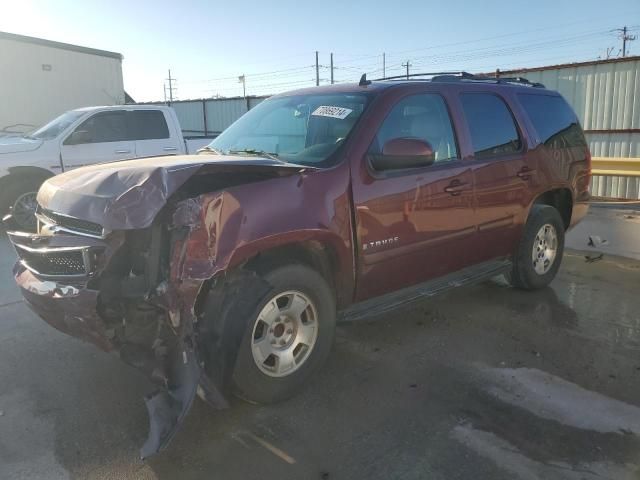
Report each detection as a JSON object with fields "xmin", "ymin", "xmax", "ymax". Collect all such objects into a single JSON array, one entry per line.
[
  {"xmin": 232, "ymin": 264, "xmax": 336, "ymax": 404},
  {"xmin": 0, "ymin": 176, "xmax": 44, "ymax": 230},
  {"xmin": 510, "ymin": 204, "xmax": 565, "ymax": 290}
]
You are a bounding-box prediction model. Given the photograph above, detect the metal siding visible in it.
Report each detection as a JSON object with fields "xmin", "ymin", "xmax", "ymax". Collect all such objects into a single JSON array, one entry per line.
[
  {"xmin": 0, "ymin": 36, "xmax": 124, "ymax": 135},
  {"xmin": 170, "ymin": 102, "xmax": 205, "ymax": 136},
  {"xmin": 248, "ymin": 97, "xmax": 266, "ymax": 109},
  {"xmin": 591, "ymin": 175, "xmax": 640, "ymax": 199},
  {"xmin": 515, "ymin": 59, "xmax": 640, "ymax": 199},
  {"xmin": 205, "ymin": 98, "xmax": 249, "ymax": 133},
  {"xmin": 587, "ymin": 133, "xmax": 640, "ymax": 157}
]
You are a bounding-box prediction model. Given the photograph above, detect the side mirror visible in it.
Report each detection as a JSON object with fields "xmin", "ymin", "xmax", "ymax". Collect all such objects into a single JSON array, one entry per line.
[
  {"xmin": 370, "ymin": 138, "xmax": 435, "ymax": 171},
  {"xmin": 64, "ymin": 130, "xmax": 90, "ymax": 145}
]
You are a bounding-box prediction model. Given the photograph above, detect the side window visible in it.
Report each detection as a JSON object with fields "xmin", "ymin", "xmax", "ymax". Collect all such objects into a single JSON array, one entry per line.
[
  {"xmin": 460, "ymin": 93, "xmax": 521, "ymax": 158},
  {"xmin": 517, "ymin": 94, "xmax": 587, "ymax": 149},
  {"xmin": 67, "ymin": 111, "xmax": 128, "ymax": 144},
  {"xmin": 370, "ymin": 93, "xmax": 458, "ymax": 164},
  {"xmin": 129, "ymin": 110, "xmax": 170, "ymax": 140}
]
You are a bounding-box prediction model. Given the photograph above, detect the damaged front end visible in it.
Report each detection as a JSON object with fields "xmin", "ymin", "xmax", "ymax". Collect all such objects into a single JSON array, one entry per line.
[
  {"xmin": 8, "ymin": 212, "xmax": 227, "ymax": 458},
  {"xmin": 8, "ymin": 156, "xmax": 308, "ymax": 458}
]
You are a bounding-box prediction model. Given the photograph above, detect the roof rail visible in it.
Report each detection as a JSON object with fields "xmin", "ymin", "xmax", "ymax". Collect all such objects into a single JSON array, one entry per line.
[
  {"xmin": 370, "ymin": 71, "xmax": 545, "ymax": 88},
  {"xmin": 372, "ymin": 71, "xmax": 474, "ymax": 81}
]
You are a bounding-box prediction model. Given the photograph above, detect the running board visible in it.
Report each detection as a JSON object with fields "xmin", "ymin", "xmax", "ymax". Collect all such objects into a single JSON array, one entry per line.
[{"xmin": 339, "ymin": 259, "xmax": 511, "ymax": 322}]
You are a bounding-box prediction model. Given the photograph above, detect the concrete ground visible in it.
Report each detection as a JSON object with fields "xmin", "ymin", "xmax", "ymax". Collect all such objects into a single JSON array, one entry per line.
[{"xmin": 1, "ymin": 205, "xmax": 640, "ymax": 479}]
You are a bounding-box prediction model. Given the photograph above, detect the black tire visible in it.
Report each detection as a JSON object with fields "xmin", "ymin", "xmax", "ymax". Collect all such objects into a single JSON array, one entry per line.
[
  {"xmin": 0, "ymin": 176, "xmax": 44, "ymax": 231},
  {"xmin": 510, "ymin": 204, "xmax": 565, "ymax": 290},
  {"xmin": 231, "ymin": 263, "xmax": 336, "ymax": 404}
]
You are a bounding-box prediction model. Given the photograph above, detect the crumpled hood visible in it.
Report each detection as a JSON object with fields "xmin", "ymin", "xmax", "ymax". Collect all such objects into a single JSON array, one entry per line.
[
  {"xmin": 37, "ymin": 154, "xmax": 307, "ymax": 231},
  {"xmin": 0, "ymin": 136, "xmax": 43, "ymax": 154}
]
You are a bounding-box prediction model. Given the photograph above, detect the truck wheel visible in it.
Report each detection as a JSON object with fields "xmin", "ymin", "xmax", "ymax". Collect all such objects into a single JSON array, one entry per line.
[
  {"xmin": 510, "ymin": 204, "xmax": 565, "ymax": 290},
  {"xmin": 0, "ymin": 177, "xmax": 43, "ymax": 231},
  {"xmin": 232, "ymin": 264, "xmax": 336, "ymax": 404}
]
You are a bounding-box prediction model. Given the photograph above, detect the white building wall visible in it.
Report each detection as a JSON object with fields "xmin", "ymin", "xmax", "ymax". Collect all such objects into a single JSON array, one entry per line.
[{"xmin": 0, "ymin": 34, "xmax": 124, "ymax": 135}]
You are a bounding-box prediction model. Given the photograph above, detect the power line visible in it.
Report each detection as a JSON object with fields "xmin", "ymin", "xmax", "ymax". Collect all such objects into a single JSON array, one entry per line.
[{"xmin": 613, "ymin": 26, "xmax": 637, "ymax": 56}]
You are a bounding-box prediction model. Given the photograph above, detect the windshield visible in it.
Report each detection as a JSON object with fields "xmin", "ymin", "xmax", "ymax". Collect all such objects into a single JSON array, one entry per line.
[
  {"xmin": 27, "ymin": 110, "xmax": 87, "ymax": 140},
  {"xmin": 208, "ymin": 93, "xmax": 371, "ymax": 167}
]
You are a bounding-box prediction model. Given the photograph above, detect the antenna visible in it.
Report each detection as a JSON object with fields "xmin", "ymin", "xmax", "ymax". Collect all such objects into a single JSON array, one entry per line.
[{"xmin": 359, "ymin": 74, "xmax": 371, "ymax": 86}]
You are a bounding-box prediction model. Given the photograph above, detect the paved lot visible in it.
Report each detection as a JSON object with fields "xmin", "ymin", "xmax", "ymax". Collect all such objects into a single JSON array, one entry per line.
[{"xmin": 1, "ymin": 206, "xmax": 640, "ymax": 479}]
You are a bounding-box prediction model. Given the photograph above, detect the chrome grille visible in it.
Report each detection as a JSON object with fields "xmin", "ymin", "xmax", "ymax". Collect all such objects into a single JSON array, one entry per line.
[
  {"xmin": 37, "ymin": 206, "xmax": 104, "ymax": 237},
  {"xmin": 14, "ymin": 244, "xmax": 87, "ymax": 276}
]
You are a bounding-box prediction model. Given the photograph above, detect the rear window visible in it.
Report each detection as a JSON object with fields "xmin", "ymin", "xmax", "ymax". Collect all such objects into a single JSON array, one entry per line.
[
  {"xmin": 460, "ymin": 93, "xmax": 521, "ymax": 159},
  {"xmin": 518, "ymin": 94, "xmax": 587, "ymax": 148},
  {"xmin": 129, "ymin": 110, "xmax": 170, "ymax": 140}
]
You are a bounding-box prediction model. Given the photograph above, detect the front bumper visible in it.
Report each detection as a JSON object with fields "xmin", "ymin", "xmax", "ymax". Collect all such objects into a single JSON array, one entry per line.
[
  {"xmin": 7, "ymin": 227, "xmax": 228, "ymax": 459},
  {"xmin": 16, "ymin": 264, "xmax": 114, "ymax": 351}
]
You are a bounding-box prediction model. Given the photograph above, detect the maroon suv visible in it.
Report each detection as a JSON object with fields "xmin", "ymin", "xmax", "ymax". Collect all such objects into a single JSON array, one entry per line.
[{"xmin": 8, "ymin": 72, "xmax": 591, "ymax": 457}]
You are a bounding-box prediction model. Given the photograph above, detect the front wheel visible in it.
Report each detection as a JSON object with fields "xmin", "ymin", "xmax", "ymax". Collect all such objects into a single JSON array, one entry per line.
[
  {"xmin": 231, "ymin": 264, "xmax": 336, "ymax": 404},
  {"xmin": 510, "ymin": 204, "xmax": 565, "ymax": 290},
  {"xmin": 0, "ymin": 177, "xmax": 44, "ymax": 231}
]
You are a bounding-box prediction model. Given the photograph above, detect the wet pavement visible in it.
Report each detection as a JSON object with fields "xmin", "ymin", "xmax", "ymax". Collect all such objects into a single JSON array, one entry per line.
[{"xmin": 1, "ymin": 207, "xmax": 640, "ymax": 479}]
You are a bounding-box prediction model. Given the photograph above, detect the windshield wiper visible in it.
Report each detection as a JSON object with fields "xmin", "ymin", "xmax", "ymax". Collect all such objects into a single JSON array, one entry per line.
[
  {"xmin": 227, "ymin": 149, "xmax": 284, "ymax": 162},
  {"xmin": 196, "ymin": 145, "xmax": 223, "ymax": 155}
]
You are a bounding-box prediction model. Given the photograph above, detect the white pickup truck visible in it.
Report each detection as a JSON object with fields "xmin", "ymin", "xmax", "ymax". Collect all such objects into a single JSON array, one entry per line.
[{"xmin": 0, "ymin": 105, "xmax": 212, "ymax": 229}]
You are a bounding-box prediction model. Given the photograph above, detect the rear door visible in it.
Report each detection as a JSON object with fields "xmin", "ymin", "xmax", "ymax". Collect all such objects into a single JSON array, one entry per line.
[
  {"xmin": 128, "ymin": 109, "xmax": 182, "ymax": 157},
  {"xmin": 60, "ymin": 110, "xmax": 135, "ymax": 169},
  {"xmin": 351, "ymin": 92, "xmax": 476, "ymax": 301},
  {"xmin": 459, "ymin": 92, "xmax": 538, "ymax": 264}
]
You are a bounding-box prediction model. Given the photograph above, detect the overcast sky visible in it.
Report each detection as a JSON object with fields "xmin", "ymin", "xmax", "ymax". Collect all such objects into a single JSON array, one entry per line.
[{"xmin": 2, "ymin": 0, "xmax": 639, "ymax": 102}]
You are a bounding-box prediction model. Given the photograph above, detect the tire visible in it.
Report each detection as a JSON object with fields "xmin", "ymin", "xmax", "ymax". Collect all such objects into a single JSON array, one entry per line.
[
  {"xmin": 231, "ymin": 263, "xmax": 336, "ymax": 404},
  {"xmin": 0, "ymin": 176, "xmax": 44, "ymax": 231},
  {"xmin": 510, "ymin": 204, "xmax": 565, "ymax": 290}
]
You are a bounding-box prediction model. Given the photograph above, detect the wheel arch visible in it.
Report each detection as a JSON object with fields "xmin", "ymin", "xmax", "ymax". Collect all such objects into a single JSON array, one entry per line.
[
  {"xmin": 193, "ymin": 236, "xmax": 354, "ymax": 318},
  {"xmin": 531, "ymin": 187, "xmax": 573, "ymax": 230}
]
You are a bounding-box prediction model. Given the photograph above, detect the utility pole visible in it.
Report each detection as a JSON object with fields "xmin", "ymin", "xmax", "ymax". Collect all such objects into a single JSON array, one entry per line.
[
  {"xmin": 402, "ymin": 60, "xmax": 412, "ymax": 80},
  {"xmin": 163, "ymin": 83, "xmax": 167, "ymax": 103},
  {"xmin": 382, "ymin": 53, "xmax": 386, "ymax": 79},
  {"xmin": 330, "ymin": 53, "xmax": 334, "ymax": 84},
  {"xmin": 315, "ymin": 51, "xmax": 320, "ymax": 86},
  {"xmin": 616, "ymin": 26, "xmax": 637, "ymax": 57},
  {"xmin": 166, "ymin": 69, "xmax": 175, "ymax": 104},
  {"xmin": 238, "ymin": 74, "xmax": 246, "ymax": 97}
]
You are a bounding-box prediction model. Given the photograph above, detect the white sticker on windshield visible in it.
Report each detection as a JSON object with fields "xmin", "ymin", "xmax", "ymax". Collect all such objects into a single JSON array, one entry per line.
[{"xmin": 311, "ymin": 106, "xmax": 353, "ymax": 120}]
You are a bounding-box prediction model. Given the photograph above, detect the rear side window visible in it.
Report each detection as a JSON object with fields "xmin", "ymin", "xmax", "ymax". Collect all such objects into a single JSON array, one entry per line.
[
  {"xmin": 129, "ymin": 110, "xmax": 170, "ymax": 140},
  {"xmin": 517, "ymin": 94, "xmax": 587, "ymax": 148},
  {"xmin": 371, "ymin": 93, "xmax": 458, "ymax": 164},
  {"xmin": 460, "ymin": 93, "xmax": 521, "ymax": 158}
]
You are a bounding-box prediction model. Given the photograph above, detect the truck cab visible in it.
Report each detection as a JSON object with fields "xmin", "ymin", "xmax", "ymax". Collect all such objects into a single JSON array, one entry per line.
[{"xmin": 0, "ymin": 105, "xmax": 190, "ymax": 229}]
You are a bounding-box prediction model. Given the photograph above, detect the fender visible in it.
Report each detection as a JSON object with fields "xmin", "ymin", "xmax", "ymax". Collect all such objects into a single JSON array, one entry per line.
[{"xmin": 170, "ymin": 165, "xmax": 356, "ymax": 305}]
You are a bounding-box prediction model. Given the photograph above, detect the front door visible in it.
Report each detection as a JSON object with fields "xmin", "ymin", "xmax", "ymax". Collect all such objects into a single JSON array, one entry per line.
[
  {"xmin": 351, "ymin": 92, "xmax": 476, "ymax": 301},
  {"xmin": 60, "ymin": 110, "xmax": 135, "ymax": 170}
]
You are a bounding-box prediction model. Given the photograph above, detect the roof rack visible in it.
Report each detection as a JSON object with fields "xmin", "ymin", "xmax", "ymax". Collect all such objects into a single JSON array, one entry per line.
[
  {"xmin": 370, "ymin": 71, "xmax": 545, "ymax": 88},
  {"xmin": 372, "ymin": 71, "xmax": 475, "ymax": 81}
]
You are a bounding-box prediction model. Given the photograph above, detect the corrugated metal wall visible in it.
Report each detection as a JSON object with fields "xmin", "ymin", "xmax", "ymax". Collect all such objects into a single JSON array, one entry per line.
[
  {"xmin": 506, "ymin": 57, "xmax": 640, "ymax": 199},
  {"xmin": 163, "ymin": 96, "xmax": 268, "ymax": 137}
]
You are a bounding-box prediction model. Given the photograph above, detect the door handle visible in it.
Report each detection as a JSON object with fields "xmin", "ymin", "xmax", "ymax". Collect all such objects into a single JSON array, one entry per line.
[
  {"xmin": 516, "ymin": 167, "xmax": 536, "ymax": 180},
  {"xmin": 115, "ymin": 149, "xmax": 131, "ymax": 154},
  {"xmin": 163, "ymin": 147, "xmax": 178, "ymax": 151},
  {"xmin": 444, "ymin": 180, "xmax": 469, "ymax": 196}
]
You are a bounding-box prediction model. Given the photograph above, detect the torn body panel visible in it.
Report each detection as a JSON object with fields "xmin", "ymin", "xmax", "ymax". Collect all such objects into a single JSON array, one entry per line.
[{"xmin": 9, "ymin": 157, "xmax": 356, "ymax": 458}]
